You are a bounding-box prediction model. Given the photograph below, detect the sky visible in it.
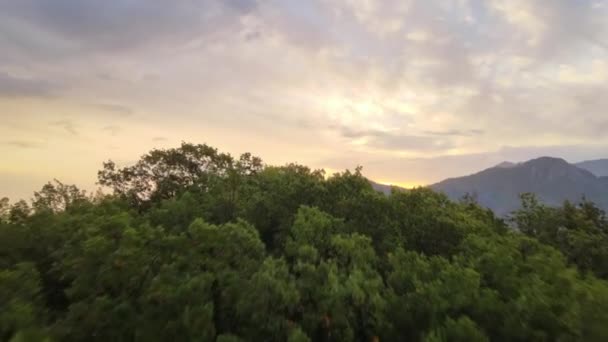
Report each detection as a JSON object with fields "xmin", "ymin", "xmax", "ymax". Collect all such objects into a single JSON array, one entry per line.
[{"xmin": 1, "ymin": 0, "xmax": 608, "ymax": 200}]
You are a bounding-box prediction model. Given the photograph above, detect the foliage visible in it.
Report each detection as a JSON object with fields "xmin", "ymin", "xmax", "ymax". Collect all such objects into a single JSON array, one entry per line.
[
  {"xmin": 2, "ymin": 143, "xmax": 608, "ymax": 341},
  {"xmin": 513, "ymin": 193, "xmax": 608, "ymax": 278}
]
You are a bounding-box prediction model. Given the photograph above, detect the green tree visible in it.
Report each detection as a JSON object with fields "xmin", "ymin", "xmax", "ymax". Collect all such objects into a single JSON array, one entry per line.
[
  {"xmin": 0, "ymin": 263, "xmax": 47, "ymax": 341},
  {"xmin": 3, "ymin": 142, "xmax": 608, "ymax": 341},
  {"xmin": 9, "ymin": 200, "xmax": 30, "ymax": 224},
  {"xmin": 98, "ymin": 143, "xmax": 260, "ymax": 208},
  {"xmin": 32, "ymin": 180, "xmax": 87, "ymax": 213},
  {"xmin": 240, "ymin": 164, "xmax": 326, "ymax": 251},
  {"xmin": 513, "ymin": 194, "xmax": 608, "ymax": 278},
  {"xmin": 0, "ymin": 197, "xmax": 9, "ymax": 223},
  {"xmin": 237, "ymin": 258, "xmax": 299, "ymax": 341}
]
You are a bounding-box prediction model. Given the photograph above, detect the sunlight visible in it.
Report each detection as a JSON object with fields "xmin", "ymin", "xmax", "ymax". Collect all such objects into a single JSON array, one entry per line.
[{"xmin": 374, "ymin": 180, "xmax": 425, "ymax": 189}]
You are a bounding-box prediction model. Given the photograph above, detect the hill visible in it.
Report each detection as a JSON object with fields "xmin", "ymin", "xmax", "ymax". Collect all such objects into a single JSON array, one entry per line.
[
  {"xmin": 576, "ymin": 159, "xmax": 608, "ymax": 177},
  {"xmin": 432, "ymin": 156, "xmax": 608, "ymax": 215},
  {"xmin": 369, "ymin": 180, "xmax": 407, "ymax": 194}
]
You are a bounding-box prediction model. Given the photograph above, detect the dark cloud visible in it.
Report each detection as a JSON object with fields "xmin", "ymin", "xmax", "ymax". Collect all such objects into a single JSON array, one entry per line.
[
  {"xmin": 0, "ymin": 72, "xmax": 57, "ymax": 98},
  {"xmin": 0, "ymin": 0, "xmax": 258, "ymax": 53},
  {"xmin": 225, "ymin": 0, "xmax": 258, "ymax": 12},
  {"xmin": 152, "ymin": 137, "xmax": 168, "ymax": 142}
]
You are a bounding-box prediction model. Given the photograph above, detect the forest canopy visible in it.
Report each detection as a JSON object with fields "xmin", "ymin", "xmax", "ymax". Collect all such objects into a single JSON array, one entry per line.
[{"xmin": 2, "ymin": 143, "xmax": 608, "ymax": 341}]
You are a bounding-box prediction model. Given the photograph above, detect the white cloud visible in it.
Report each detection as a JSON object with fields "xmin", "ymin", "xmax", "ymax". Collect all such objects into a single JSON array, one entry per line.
[{"xmin": 406, "ymin": 30, "xmax": 431, "ymax": 42}]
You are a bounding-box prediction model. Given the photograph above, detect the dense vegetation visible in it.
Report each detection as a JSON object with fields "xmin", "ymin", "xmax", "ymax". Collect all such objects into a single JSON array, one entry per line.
[{"xmin": 2, "ymin": 143, "xmax": 608, "ymax": 341}]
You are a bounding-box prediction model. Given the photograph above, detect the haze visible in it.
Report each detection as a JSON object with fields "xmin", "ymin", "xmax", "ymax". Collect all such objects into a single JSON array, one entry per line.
[{"xmin": 2, "ymin": 0, "xmax": 608, "ymax": 200}]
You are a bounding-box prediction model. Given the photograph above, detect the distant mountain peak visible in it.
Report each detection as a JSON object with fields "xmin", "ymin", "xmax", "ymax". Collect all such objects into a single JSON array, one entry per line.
[
  {"xmin": 493, "ymin": 157, "xmax": 572, "ymax": 171},
  {"xmin": 432, "ymin": 156, "xmax": 608, "ymax": 215},
  {"xmin": 525, "ymin": 156, "xmax": 569, "ymax": 166}
]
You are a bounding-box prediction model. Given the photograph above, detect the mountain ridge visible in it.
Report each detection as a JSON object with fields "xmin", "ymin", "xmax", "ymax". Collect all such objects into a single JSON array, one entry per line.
[
  {"xmin": 429, "ymin": 156, "xmax": 608, "ymax": 215},
  {"xmin": 576, "ymin": 159, "xmax": 608, "ymax": 177}
]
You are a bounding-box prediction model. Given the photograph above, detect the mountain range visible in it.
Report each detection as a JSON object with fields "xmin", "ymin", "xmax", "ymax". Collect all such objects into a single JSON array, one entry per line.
[
  {"xmin": 372, "ymin": 157, "xmax": 608, "ymax": 215},
  {"xmin": 575, "ymin": 159, "xmax": 608, "ymax": 177}
]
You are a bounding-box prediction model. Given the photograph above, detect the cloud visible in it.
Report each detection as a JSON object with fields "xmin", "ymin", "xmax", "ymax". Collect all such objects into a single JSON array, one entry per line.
[
  {"xmin": 102, "ymin": 125, "xmax": 121, "ymax": 136},
  {"xmin": 3, "ymin": 140, "xmax": 44, "ymax": 149},
  {"xmin": 0, "ymin": 0, "xmax": 259, "ymax": 53},
  {"xmin": 2, "ymin": 0, "xmax": 608, "ymax": 190},
  {"xmin": 487, "ymin": 0, "xmax": 607, "ymax": 59},
  {"xmin": 0, "ymin": 72, "xmax": 57, "ymax": 97},
  {"xmin": 50, "ymin": 120, "xmax": 78, "ymax": 136},
  {"xmin": 423, "ymin": 129, "xmax": 485, "ymax": 137},
  {"xmin": 366, "ymin": 133, "xmax": 454, "ymax": 152},
  {"xmin": 336, "ymin": 126, "xmax": 455, "ymax": 152},
  {"xmin": 93, "ymin": 104, "xmax": 133, "ymax": 116}
]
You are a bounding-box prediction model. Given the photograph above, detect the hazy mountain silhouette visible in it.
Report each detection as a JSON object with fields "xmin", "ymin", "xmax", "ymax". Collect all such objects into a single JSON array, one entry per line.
[
  {"xmin": 576, "ymin": 159, "xmax": 608, "ymax": 177},
  {"xmin": 369, "ymin": 180, "xmax": 406, "ymax": 195},
  {"xmin": 494, "ymin": 161, "xmax": 518, "ymax": 168},
  {"xmin": 431, "ymin": 157, "xmax": 608, "ymax": 215}
]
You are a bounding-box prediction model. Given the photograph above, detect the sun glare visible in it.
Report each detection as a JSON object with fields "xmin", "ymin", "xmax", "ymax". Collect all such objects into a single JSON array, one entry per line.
[{"xmin": 375, "ymin": 180, "xmax": 425, "ymax": 189}]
